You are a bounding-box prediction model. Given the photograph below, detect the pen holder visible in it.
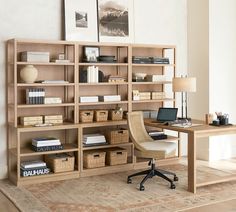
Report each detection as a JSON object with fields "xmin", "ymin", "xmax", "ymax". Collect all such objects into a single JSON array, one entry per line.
[{"xmin": 217, "ymin": 115, "xmax": 229, "ymax": 125}]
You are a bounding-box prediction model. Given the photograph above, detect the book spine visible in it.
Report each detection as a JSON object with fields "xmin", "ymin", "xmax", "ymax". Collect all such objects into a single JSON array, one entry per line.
[
  {"xmin": 20, "ymin": 167, "xmax": 50, "ymax": 177},
  {"xmin": 32, "ymin": 145, "xmax": 63, "ymax": 152},
  {"xmin": 21, "ymin": 162, "xmax": 46, "ymax": 169}
]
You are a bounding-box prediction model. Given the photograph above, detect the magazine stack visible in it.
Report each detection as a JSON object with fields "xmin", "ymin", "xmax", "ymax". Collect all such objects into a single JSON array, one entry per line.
[
  {"xmin": 32, "ymin": 137, "xmax": 63, "ymax": 152},
  {"xmin": 20, "ymin": 160, "xmax": 50, "ymax": 177}
]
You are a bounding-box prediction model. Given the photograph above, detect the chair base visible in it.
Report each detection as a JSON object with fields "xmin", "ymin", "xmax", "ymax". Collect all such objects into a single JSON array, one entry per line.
[{"xmin": 127, "ymin": 159, "xmax": 178, "ymax": 191}]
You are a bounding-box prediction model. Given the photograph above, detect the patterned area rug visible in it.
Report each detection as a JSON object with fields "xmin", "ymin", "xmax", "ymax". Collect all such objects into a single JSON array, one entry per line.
[{"xmin": 1, "ymin": 164, "xmax": 236, "ymax": 212}]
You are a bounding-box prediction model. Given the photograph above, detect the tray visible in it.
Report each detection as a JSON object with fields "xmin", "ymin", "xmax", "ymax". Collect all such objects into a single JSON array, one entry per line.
[{"xmin": 209, "ymin": 123, "xmax": 233, "ymax": 127}]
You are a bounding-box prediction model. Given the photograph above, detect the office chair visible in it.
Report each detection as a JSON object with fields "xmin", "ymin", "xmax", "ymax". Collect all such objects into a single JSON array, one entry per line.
[{"xmin": 127, "ymin": 111, "xmax": 178, "ymax": 191}]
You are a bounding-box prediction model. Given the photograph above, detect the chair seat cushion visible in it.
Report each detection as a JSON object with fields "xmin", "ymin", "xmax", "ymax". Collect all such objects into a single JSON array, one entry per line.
[{"xmin": 141, "ymin": 141, "xmax": 176, "ymax": 154}]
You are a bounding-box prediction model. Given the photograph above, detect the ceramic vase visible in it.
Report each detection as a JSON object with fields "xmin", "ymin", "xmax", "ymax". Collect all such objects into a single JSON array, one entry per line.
[{"xmin": 20, "ymin": 65, "xmax": 38, "ymax": 83}]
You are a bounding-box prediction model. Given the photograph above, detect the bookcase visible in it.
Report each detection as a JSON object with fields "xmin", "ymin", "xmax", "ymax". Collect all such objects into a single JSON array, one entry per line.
[{"xmin": 7, "ymin": 39, "xmax": 178, "ymax": 185}]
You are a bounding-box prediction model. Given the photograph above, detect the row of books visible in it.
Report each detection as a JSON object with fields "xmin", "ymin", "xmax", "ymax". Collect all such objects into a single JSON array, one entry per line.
[
  {"xmin": 26, "ymin": 88, "xmax": 45, "ymax": 104},
  {"xmin": 32, "ymin": 137, "xmax": 63, "ymax": 152},
  {"xmin": 20, "ymin": 160, "xmax": 50, "ymax": 177},
  {"xmin": 26, "ymin": 88, "xmax": 62, "ymax": 104},
  {"xmin": 80, "ymin": 95, "xmax": 121, "ymax": 103}
]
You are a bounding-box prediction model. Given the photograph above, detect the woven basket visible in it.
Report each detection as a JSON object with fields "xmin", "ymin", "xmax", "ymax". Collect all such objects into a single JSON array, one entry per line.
[
  {"xmin": 105, "ymin": 129, "xmax": 129, "ymax": 144},
  {"xmin": 79, "ymin": 110, "xmax": 94, "ymax": 123},
  {"xmin": 94, "ymin": 110, "xmax": 108, "ymax": 122},
  {"xmin": 45, "ymin": 153, "xmax": 75, "ymax": 173},
  {"xmin": 106, "ymin": 148, "xmax": 127, "ymax": 166},
  {"xmin": 109, "ymin": 110, "xmax": 123, "ymax": 121},
  {"xmin": 83, "ymin": 151, "xmax": 106, "ymax": 169}
]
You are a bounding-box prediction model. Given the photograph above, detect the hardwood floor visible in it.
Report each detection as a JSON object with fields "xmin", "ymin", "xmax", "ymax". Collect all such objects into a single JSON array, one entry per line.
[{"xmin": 0, "ymin": 191, "xmax": 19, "ymax": 212}]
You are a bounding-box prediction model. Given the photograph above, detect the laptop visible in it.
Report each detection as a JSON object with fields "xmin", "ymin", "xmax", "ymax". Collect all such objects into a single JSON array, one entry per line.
[{"xmin": 156, "ymin": 107, "xmax": 178, "ymax": 123}]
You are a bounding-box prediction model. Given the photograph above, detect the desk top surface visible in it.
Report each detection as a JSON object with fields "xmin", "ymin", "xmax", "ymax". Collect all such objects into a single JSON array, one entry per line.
[{"xmin": 144, "ymin": 118, "xmax": 236, "ymax": 136}]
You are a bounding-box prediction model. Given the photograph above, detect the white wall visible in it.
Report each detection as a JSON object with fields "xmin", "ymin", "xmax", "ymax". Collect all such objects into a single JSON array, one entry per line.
[
  {"xmin": 209, "ymin": 0, "xmax": 236, "ymax": 160},
  {"xmin": 0, "ymin": 0, "xmax": 187, "ymax": 178},
  {"xmin": 188, "ymin": 0, "xmax": 236, "ymax": 160}
]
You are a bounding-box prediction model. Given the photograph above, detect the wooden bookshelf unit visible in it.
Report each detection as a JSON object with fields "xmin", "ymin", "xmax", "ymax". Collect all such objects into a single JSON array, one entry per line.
[{"xmin": 7, "ymin": 39, "xmax": 179, "ymax": 186}]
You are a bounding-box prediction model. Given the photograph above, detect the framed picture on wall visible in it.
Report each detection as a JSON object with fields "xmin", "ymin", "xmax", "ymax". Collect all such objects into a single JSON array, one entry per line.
[
  {"xmin": 97, "ymin": 0, "xmax": 134, "ymax": 43},
  {"xmin": 64, "ymin": 0, "xmax": 98, "ymax": 41}
]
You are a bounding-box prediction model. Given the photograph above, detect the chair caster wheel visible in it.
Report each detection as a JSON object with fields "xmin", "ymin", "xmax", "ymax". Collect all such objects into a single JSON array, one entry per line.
[
  {"xmin": 174, "ymin": 176, "xmax": 179, "ymax": 181},
  {"xmin": 139, "ymin": 185, "xmax": 145, "ymax": 191},
  {"xmin": 170, "ymin": 183, "xmax": 176, "ymax": 189},
  {"xmin": 127, "ymin": 178, "xmax": 132, "ymax": 184}
]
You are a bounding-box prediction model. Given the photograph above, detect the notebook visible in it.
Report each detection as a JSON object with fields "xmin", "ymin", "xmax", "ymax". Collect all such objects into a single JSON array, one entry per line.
[{"xmin": 156, "ymin": 107, "xmax": 178, "ymax": 123}]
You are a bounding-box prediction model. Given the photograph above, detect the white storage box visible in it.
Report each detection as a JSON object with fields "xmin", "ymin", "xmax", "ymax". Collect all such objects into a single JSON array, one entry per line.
[
  {"xmin": 21, "ymin": 51, "xmax": 50, "ymax": 62},
  {"xmin": 80, "ymin": 96, "xmax": 99, "ymax": 103}
]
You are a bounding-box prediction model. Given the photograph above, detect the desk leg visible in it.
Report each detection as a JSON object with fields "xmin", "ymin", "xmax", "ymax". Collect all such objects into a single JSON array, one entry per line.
[{"xmin": 188, "ymin": 132, "xmax": 196, "ymax": 193}]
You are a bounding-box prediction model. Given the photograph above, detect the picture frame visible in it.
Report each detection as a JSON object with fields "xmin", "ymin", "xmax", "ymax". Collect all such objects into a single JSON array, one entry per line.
[
  {"xmin": 83, "ymin": 46, "xmax": 100, "ymax": 62},
  {"xmin": 64, "ymin": 0, "xmax": 98, "ymax": 41},
  {"xmin": 97, "ymin": 0, "xmax": 134, "ymax": 43}
]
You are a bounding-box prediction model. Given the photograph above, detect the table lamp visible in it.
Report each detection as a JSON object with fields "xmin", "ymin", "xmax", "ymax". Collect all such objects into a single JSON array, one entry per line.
[{"xmin": 172, "ymin": 76, "xmax": 196, "ymax": 120}]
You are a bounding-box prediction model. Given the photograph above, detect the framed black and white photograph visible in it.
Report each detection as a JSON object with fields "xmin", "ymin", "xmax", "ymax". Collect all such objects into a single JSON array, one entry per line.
[
  {"xmin": 97, "ymin": 0, "xmax": 134, "ymax": 43},
  {"xmin": 64, "ymin": 0, "xmax": 98, "ymax": 41},
  {"xmin": 84, "ymin": 46, "xmax": 100, "ymax": 62}
]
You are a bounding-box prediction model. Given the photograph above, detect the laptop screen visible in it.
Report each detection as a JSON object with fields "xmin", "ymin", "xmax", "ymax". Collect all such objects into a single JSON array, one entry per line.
[{"xmin": 156, "ymin": 107, "xmax": 178, "ymax": 122}]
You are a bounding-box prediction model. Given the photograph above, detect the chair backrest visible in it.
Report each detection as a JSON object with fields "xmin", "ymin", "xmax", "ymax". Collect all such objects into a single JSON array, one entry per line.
[{"xmin": 127, "ymin": 111, "xmax": 153, "ymax": 151}]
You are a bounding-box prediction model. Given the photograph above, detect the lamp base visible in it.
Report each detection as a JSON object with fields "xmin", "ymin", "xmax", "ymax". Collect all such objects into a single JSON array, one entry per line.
[{"xmin": 177, "ymin": 117, "xmax": 192, "ymax": 122}]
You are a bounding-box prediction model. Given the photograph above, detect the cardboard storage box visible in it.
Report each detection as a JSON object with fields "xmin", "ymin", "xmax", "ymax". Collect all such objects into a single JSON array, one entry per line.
[{"xmin": 21, "ymin": 51, "xmax": 50, "ymax": 62}]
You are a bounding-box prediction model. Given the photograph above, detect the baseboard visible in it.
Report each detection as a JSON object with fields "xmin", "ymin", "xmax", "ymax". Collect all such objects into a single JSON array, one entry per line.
[{"xmin": 0, "ymin": 165, "xmax": 8, "ymax": 179}]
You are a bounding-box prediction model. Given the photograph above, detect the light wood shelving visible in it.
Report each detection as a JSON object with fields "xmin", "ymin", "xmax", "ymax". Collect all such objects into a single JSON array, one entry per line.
[{"xmin": 7, "ymin": 39, "xmax": 178, "ymax": 186}]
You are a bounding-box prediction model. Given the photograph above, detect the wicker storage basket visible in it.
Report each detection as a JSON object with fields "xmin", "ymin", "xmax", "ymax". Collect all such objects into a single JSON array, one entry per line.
[
  {"xmin": 45, "ymin": 153, "xmax": 75, "ymax": 173},
  {"xmin": 83, "ymin": 151, "xmax": 106, "ymax": 169},
  {"xmin": 94, "ymin": 110, "xmax": 108, "ymax": 122},
  {"xmin": 109, "ymin": 110, "xmax": 123, "ymax": 121},
  {"xmin": 105, "ymin": 129, "xmax": 129, "ymax": 144},
  {"xmin": 106, "ymin": 148, "xmax": 128, "ymax": 166},
  {"xmin": 79, "ymin": 110, "xmax": 94, "ymax": 123}
]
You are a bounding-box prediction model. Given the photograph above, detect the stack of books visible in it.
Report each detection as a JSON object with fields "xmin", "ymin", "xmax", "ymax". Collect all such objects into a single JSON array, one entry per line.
[
  {"xmin": 36, "ymin": 80, "xmax": 69, "ymax": 84},
  {"xmin": 108, "ymin": 75, "xmax": 126, "ymax": 83},
  {"xmin": 26, "ymin": 88, "xmax": 45, "ymax": 104},
  {"xmin": 20, "ymin": 160, "xmax": 50, "ymax": 177},
  {"xmin": 32, "ymin": 137, "xmax": 63, "ymax": 152},
  {"xmin": 44, "ymin": 115, "xmax": 63, "ymax": 125},
  {"xmin": 44, "ymin": 97, "xmax": 62, "ymax": 104},
  {"xmin": 21, "ymin": 51, "xmax": 50, "ymax": 62},
  {"xmin": 98, "ymin": 95, "xmax": 121, "ymax": 102},
  {"xmin": 83, "ymin": 134, "xmax": 107, "ymax": 146}
]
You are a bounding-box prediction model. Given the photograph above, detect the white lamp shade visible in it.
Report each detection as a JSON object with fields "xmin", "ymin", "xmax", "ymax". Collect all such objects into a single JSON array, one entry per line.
[{"xmin": 172, "ymin": 77, "xmax": 196, "ymax": 92}]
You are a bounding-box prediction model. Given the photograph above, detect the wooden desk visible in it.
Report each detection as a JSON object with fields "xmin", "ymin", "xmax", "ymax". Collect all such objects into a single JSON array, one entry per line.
[{"xmin": 144, "ymin": 119, "xmax": 236, "ymax": 193}]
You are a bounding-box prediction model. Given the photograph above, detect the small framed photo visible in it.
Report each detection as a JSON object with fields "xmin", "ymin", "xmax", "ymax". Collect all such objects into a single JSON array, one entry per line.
[{"xmin": 84, "ymin": 46, "xmax": 100, "ymax": 62}]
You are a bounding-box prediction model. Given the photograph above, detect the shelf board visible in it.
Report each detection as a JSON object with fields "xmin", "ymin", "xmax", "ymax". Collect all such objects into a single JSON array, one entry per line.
[
  {"xmin": 79, "ymin": 82, "xmax": 128, "ymax": 86},
  {"xmin": 132, "ymin": 81, "xmax": 172, "ymax": 85},
  {"xmin": 78, "ymin": 62, "xmax": 128, "ymax": 66},
  {"xmin": 17, "ymin": 103, "xmax": 75, "ymax": 108},
  {"xmin": 17, "ymin": 62, "xmax": 75, "ymax": 66},
  {"xmin": 19, "ymin": 170, "xmax": 80, "ymax": 182},
  {"xmin": 83, "ymin": 142, "xmax": 132, "ymax": 150},
  {"xmin": 19, "ymin": 144, "xmax": 78, "ymax": 157},
  {"xmin": 132, "ymin": 64, "xmax": 175, "ymax": 67},
  {"xmin": 80, "ymin": 120, "xmax": 127, "ymax": 128},
  {"xmin": 79, "ymin": 101, "xmax": 128, "ymax": 106},
  {"xmin": 132, "ymin": 98, "xmax": 175, "ymax": 103},
  {"xmin": 17, "ymin": 83, "xmax": 75, "ymax": 87},
  {"xmin": 16, "ymin": 122, "xmax": 77, "ymax": 132}
]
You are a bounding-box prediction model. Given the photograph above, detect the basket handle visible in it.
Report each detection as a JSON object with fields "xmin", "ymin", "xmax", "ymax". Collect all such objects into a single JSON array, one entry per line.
[
  {"xmin": 117, "ymin": 130, "xmax": 124, "ymax": 134},
  {"xmin": 61, "ymin": 158, "xmax": 69, "ymax": 162},
  {"xmin": 93, "ymin": 154, "xmax": 100, "ymax": 158},
  {"xmin": 116, "ymin": 152, "xmax": 123, "ymax": 155},
  {"xmin": 85, "ymin": 112, "xmax": 91, "ymax": 115},
  {"xmin": 99, "ymin": 112, "xmax": 106, "ymax": 115}
]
